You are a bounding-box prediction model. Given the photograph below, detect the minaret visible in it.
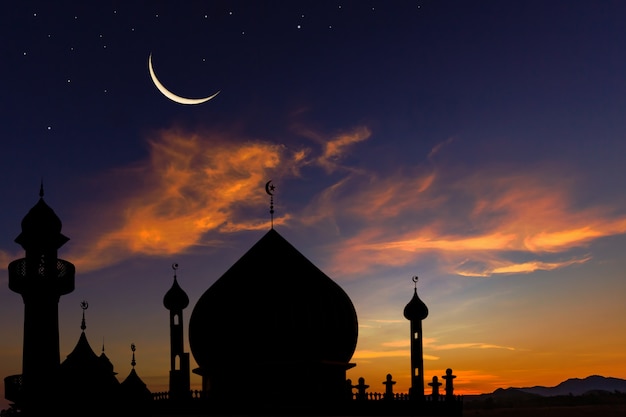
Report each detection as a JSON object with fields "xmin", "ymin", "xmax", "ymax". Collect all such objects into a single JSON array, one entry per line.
[
  {"xmin": 7, "ymin": 185, "xmax": 75, "ymax": 414},
  {"xmin": 163, "ymin": 263, "xmax": 190, "ymax": 400},
  {"xmin": 403, "ymin": 276, "xmax": 429, "ymax": 401}
]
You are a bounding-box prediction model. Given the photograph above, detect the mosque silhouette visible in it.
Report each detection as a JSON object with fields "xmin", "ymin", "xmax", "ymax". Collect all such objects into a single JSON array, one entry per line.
[{"xmin": 3, "ymin": 186, "xmax": 463, "ymax": 416}]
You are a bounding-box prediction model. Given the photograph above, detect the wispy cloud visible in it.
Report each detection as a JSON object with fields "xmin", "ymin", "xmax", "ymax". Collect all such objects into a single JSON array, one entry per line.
[
  {"xmin": 459, "ymin": 256, "xmax": 592, "ymax": 277},
  {"xmin": 352, "ymin": 349, "xmax": 439, "ymax": 361},
  {"xmin": 67, "ymin": 128, "xmax": 291, "ymax": 271},
  {"xmin": 294, "ymin": 125, "xmax": 371, "ymax": 173},
  {"xmin": 429, "ymin": 342, "xmax": 516, "ymax": 351},
  {"xmin": 381, "ymin": 340, "xmax": 410, "ymax": 348},
  {"xmin": 64, "ymin": 125, "xmax": 371, "ymax": 273},
  {"xmin": 55, "ymin": 123, "xmax": 626, "ymax": 280},
  {"xmin": 318, "ymin": 158, "xmax": 626, "ymax": 277}
]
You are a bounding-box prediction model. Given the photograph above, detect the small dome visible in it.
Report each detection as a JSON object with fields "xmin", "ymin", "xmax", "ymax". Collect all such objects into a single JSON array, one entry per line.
[
  {"xmin": 163, "ymin": 277, "xmax": 189, "ymax": 310},
  {"xmin": 15, "ymin": 196, "xmax": 69, "ymax": 250},
  {"xmin": 120, "ymin": 368, "xmax": 152, "ymax": 401},
  {"xmin": 99, "ymin": 351, "xmax": 115, "ymax": 374},
  {"xmin": 403, "ymin": 288, "xmax": 429, "ymax": 321}
]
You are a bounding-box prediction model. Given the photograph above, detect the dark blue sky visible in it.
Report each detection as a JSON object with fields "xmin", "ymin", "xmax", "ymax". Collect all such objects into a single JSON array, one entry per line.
[{"xmin": 2, "ymin": 1, "xmax": 626, "ymax": 407}]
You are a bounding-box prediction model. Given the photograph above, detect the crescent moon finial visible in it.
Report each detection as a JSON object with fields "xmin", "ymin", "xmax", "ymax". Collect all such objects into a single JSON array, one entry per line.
[
  {"xmin": 130, "ymin": 343, "xmax": 136, "ymax": 368},
  {"xmin": 412, "ymin": 275, "xmax": 419, "ymax": 289},
  {"xmin": 265, "ymin": 180, "xmax": 275, "ymax": 229},
  {"xmin": 80, "ymin": 300, "xmax": 88, "ymax": 331}
]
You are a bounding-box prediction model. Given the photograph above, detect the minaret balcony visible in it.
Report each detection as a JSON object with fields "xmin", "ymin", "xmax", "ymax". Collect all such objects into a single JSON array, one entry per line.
[{"xmin": 8, "ymin": 258, "xmax": 75, "ymax": 295}]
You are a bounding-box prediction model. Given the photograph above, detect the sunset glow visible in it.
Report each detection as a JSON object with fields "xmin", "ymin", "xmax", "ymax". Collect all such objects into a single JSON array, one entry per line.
[{"xmin": 2, "ymin": 2, "xmax": 626, "ymax": 412}]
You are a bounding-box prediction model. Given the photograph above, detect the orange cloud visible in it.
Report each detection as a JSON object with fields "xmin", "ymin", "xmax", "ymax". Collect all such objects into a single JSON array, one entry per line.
[
  {"xmin": 430, "ymin": 343, "xmax": 516, "ymax": 351},
  {"xmin": 54, "ymin": 121, "xmax": 626, "ymax": 281},
  {"xmin": 67, "ymin": 129, "xmax": 291, "ymax": 271},
  {"xmin": 381, "ymin": 340, "xmax": 410, "ymax": 348},
  {"xmin": 317, "ymin": 165, "xmax": 626, "ymax": 277},
  {"xmin": 316, "ymin": 126, "xmax": 371, "ymax": 172},
  {"xmin": 485, "ymin": 256, "xmax": 591, "ymax": 275},
  {"xmin": 352, "ymin": 349, "xmax": 439, "ymax": 361},
  {"xmin": 64, "ymin": 124, "xmax": 374, "ymax": 273}
]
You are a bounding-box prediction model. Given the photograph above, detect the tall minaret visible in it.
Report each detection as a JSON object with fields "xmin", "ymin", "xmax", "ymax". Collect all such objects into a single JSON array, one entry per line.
[
  {"xmin": 7, "ymin": 185, "xmax": 75, "ymax": 414},
  {"xmin": 403, "ymin": 276, "xmax": 429, "ymax": 401},
  {"xmin": 163, "ymin": 263, "xmax": 190, "ymax": 400}
]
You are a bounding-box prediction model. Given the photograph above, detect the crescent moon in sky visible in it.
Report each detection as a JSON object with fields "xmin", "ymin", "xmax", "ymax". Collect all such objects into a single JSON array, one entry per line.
[
  {"xmin": 148, "ymin": 53, "xmax": 220, "ymax": 105},
  {"xmin": 265, "ymin": 180, "xmax": 274, "ymax": 196}
]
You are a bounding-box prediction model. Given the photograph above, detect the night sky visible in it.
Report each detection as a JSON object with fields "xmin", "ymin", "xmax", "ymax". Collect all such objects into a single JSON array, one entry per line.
[{"xmin": 2, "ymin": 1, "xmax": 626, "ymax": 410}]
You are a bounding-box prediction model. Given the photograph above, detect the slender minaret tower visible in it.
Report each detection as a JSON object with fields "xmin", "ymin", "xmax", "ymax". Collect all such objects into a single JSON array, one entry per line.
[
  {"xmin": 403, "ymin": 276, "xmax": 429, "ymax": 401},
  {"xmin": 163, "ymin": 263, "xmax": 190, "ymax": 400},
  {"xmin": 7, "ymin": 185, "xmax": 75, "ymax": 414}
]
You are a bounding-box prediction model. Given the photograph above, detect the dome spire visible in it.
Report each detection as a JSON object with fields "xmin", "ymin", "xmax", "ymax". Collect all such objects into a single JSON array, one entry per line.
[
  {"xmin": 39, "ymin": 179, "xmax": 44, "ymax": 199},
  {"xmin": 130, "ymin": 343, "xmax": 136, "ymax": 369},
  {"xmin": 265, "ymin": 180, "xmax": 275, "ymax": 229},
  {"xmin": 80, "ymin": 300, "xmax": 89, "ymax": 332}
]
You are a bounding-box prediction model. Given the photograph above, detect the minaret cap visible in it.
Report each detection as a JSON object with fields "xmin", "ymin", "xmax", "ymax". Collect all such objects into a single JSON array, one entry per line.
[
  {"xmin": 265, "ymin": 180, "xmax": 275, "ymax": 229},
  {"xmin": 163, "ymin": 263, "xmax": 189, "ymax": 310},
  {"xmin": 15, "ymin": 184, "xmax": 69, "ymax": 250},
  {"xmin": 403, "ymin": 276, "xmax": 429, "ymax": 321}
]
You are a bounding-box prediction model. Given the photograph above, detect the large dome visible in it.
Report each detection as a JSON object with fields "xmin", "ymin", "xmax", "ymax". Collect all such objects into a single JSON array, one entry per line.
[{"xmin": 189, "ymin": 228, "xmax": 358, "ymax": 377}]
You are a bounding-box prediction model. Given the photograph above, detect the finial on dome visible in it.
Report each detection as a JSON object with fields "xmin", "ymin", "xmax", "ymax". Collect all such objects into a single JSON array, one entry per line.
[
  {"xmin": 265, "ymin": 180, "xmax": 275, "ymax": 229},
  {"xmin": 172, "ymin": 262, "xmax": 178, "ymax": 279},
  {"xmin": 131, "ymin": 343, "xmax": 136, "ymax": 368},
  {"xmin": 80, "ymin": 300, "xmax": 89, "ymax": 331},
  {"xmin": 39, "ymin": 179, "xmax": 44, "ymax": 198}
]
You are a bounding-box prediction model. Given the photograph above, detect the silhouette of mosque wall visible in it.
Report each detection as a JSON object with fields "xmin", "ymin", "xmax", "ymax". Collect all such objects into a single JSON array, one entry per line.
[{"xmin": 3, "ymin": 189, "xmax": 462, "ymax": 416}]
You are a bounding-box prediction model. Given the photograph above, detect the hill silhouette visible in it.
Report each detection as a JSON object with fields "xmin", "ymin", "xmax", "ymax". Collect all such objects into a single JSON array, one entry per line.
[
  {"xmin": 465, "ymin": 375, "xmax": 626, "ymax": 401},
  {"xmin": 464, "ymin": 375, "xmax": 626, "ymax": 413},
  {"xmin": 517, "ymin": 375, "xmax": 626, "ymax": 397}
]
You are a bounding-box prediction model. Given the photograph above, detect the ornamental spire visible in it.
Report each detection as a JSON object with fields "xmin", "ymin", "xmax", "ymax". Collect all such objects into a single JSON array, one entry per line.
[
  {"xmin": 265, "ymin": 180, "xmax": 275, "ymax": 229},
  {"xmin": 80, "ymin": 300, "xmax": 88, "ymax": 331},
  {"xmin": 131, "ymin": 343, "xmax": 136, "ymax": 368}
]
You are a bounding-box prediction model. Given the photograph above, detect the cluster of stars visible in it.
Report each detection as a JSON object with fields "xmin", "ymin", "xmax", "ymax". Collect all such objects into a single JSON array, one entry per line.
[{"xmin": 16, "ymin": 3, "xmax": 425, "ymax": 132}]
